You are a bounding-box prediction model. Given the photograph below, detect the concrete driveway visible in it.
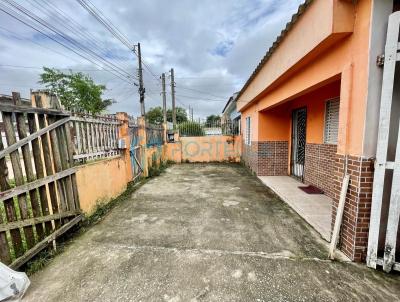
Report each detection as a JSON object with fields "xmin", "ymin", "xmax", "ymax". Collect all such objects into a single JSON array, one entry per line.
[{"xmin": 24, "ymin": 164, "xmax": 400, "ymax": 301}]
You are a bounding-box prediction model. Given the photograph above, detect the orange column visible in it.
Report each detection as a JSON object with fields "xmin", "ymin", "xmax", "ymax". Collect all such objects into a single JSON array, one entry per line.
[
  {"xmin": 337, "ymin": 64, "xmax": 353, "ymax": 155},
  {"xmin": 137, "ymin": 116, "xmax": 148, "ymax": 177},
  {"xmin": 116, "ymin": 112, "xmax": 133, "ymax": 182}
]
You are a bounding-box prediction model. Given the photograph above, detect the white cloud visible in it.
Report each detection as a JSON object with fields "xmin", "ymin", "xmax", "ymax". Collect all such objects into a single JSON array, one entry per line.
[{"xmin": 0, "ymin": 0, "xmax": 303, "ymax": 118}]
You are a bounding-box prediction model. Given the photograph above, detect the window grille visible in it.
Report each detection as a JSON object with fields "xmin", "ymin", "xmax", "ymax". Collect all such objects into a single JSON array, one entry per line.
[{"xmin": 324, "ymin": 98, "xmax": 340, "ymax": 144}]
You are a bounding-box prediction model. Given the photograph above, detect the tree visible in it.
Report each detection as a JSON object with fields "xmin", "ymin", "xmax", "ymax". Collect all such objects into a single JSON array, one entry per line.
[
  {"xmin": 167, "ymin": 107, "xmax": 188, "ymax": 124},
  {"xmin": 145, "ymin": 106, "xmax": 188, "ymax": 124},
  {"xmin": 205, "ymin": 114, "xmax": 221, "ymax": 126},
  {"xmin": 39, "ymin": 67, "xmax": 113, "ymax": 114},
  {"xmin": 145, "ymin": 106, "xmax": 164, "ymax": 124}
]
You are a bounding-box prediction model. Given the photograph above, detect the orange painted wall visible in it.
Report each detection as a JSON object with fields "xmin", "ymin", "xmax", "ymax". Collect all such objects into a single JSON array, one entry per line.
[
  {"xmin": 258, "ymin": 80, "xmax": 341, "ymax": 144},
  {"xmin": 238, "ymin": 0, "xmax": 353, "ymax": 104},
  {"xmin": 76, "ymin": 157, "xmax": 129, "ymax": 214},
  {"xmin": 242, "ymin": 104, "xmax": 259, "ymax": 142},
  {"xmin": 239, "ymin": 0, "xmax": 373, "ymax": 156},
  {"xmin": 258, "ymin": 105, "xmax": 290, "ymax": 141},
  {"xmin": 165, "ymin": 136, "xmax": 241, "ymax": 163},
  {"xmin": 165, "ymin": 142, "xmax": 183, "ymax": 163}
]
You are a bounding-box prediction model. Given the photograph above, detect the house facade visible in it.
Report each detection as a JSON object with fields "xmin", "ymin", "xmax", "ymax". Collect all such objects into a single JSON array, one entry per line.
[
  {"xmin": 222, "ymin": 92, "xmax": 241, "ymax": 135},
  {"xmin": 238, "ymin": 0, "xmax": 400, "ymax": 262},
  {"xmin": 222, "ymin": 92, "xmax": 240, "ymax": 123}
]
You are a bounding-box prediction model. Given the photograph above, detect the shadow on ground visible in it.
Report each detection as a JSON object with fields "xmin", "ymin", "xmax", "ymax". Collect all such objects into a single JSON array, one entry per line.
[{"xmin": 23, "ymin": 164, "xmax": 400, "ymax": 302}]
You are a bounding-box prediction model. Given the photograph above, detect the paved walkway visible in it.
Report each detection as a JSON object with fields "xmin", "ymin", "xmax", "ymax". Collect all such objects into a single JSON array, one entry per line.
[
  {"xmin": 24, "ymin": 164, "xmax": 400, "ymax": 301},
  {"xmin": 258, "ymin": 176, "xmax": 332, "ymax": 242}
]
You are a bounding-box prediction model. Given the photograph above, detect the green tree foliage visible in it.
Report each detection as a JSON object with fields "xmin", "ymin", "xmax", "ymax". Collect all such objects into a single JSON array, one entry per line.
[
  {"xmin": 145, "ymin": 106, "xmax": 188, "ymax": 124},
  {"xmin": 205, "ymin": 114, "xmax": 221, "ymax": 126},
  {"xmin": 145, "ymin": 106, "xmax": 164, "ymax": 124},
  {"xmin": 178, "ymin": 121, "xmax": 205, "ymax": 137},
  {"xmin": 39, "ymin": 67, "xmax": 113, "ymax": 114},
  {"xmin": 168, "ymin": 107, "xmax": 188, "ymax": 124}
]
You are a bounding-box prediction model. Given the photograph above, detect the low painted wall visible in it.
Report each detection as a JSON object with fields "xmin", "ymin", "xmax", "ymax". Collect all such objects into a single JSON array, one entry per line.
[
  {"xmin": 166, "ymin": 136, "xmax": 241, "ymax": 163},
  {"xmin": 75, "ymin": 133, "xmax": 241, "ymax": 214},
  {"xmin": 76, "ymin": 156, "xmax": 129, "ymax": 214},
  {"xmin": 145, "ymin": 144, "xmax": 167, "ymax": 175}
]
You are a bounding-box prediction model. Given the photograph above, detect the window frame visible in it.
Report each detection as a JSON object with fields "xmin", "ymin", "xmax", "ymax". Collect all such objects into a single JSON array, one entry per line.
[
  {"xmin": 323, "ymin": 97, "xmax": 340, "ymax": 144},
  {"xmin": 245, "ymin": 116, "xmax": 251, "ymax": 145}
]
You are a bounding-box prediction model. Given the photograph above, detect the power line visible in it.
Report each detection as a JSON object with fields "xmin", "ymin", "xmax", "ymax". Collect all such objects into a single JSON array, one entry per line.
[
  {"xmin": 0, "ymin": 64, "xmax": 132, "ymax": 73},
  {"xmin": 0, "ymin": 0, "xmax": 136, "ymax": 85},
  {"xmin": 175, "ymin": 85, "xmax": 227, "ymax": 100},
  {"xmin": 175, "ymin": 93, "xmax": 226, "ymax": 102},
  {"xmin": 0, "ymin": 25, "xmax": 82, "ymax": 64},
  {"xmin": 4, "ymin": 0, "xmax": 134, "ymax": 79},
  {"xmin": 0, "ymin": 2, "xmax": 131, "ymax": 84},
  {"xmin": 175, "ymin": 76, "xmax": 233, "ymax": 79},
  {"xmin": 76, "ymin": 0, "xmax": 132, "ymax": 50},
  {"xmin": 75, "ymin": 0, "xmax": 161, "ymax": 85},
  {"xmin": 35, "ymin": 0, "xmax": 132, "ymax": 70}
]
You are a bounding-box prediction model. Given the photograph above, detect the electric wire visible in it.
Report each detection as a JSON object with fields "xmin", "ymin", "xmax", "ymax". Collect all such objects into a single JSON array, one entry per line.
[
  {"xmin": 76, "ymin": 0, "xmax": 161, "ymax": 85},
  {"xmin": 0, "ymin": 0, "xmax": 136, "ymax": 85}
]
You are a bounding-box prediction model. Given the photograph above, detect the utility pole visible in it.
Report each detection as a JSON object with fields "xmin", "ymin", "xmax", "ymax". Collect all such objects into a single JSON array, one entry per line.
[
  {"xmin": 170, "ymin": 68, "xmax": 176, "ymax": 128},
  {"xmin": 161, "ymin": 73, "xmax": 167, "ymax": 124},
  {"xmin": 135, "ymin": 42, "xmax": 145, "ymax": 116},
  {"xmin": 191, "ymin": 107, "xmax": 194, "ymax": 121}
]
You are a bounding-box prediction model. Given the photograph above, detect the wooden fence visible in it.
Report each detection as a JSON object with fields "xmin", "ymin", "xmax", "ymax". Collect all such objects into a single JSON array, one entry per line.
[
  {"xmin": 0, "ymin": 93, "xmax": 82, "ymax": 269},
  {"xmin": 70, "ymin": 113, "xmax": 121, "ymax": 163}
]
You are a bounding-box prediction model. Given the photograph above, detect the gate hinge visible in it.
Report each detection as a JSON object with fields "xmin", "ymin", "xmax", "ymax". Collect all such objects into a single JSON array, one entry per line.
[{"xmin": 376, "ymin": 54, "xmax": 385, "ymax": 67}]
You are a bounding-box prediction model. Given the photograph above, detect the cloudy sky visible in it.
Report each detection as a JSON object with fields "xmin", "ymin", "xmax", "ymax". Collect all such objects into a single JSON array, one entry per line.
[{"xmin": 0, "ymin": 0, "xmax": 303, "ymax": 118}]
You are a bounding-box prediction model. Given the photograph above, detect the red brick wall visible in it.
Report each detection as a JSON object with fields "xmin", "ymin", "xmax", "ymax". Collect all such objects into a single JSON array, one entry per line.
[
  {"xmin": 304, "ymin": 143, "xmax": 337, "ymax": 198},
  {"xmin": 258, "ymin": 141, "xmax": 288, "ymax": 176},
  {"xmin": 242, "ymin": 142, "xmax": 258, "ymax": 174},
  {"xmin": 242, "ymin": 141, "xmax": 288, "ymax": 176},
  {"xmin": 332, "ymin": 155, "xmax": 374, "ymax": 262}
]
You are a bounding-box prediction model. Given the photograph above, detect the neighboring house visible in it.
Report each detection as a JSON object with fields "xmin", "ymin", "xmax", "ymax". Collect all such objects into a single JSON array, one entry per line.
[
  {"xmin": 222, "ymin": 92, "xmax": 240, "ymax": 123},
  {"xmin": 237, "ymin": 0, "xmax": 400, "ymax": 265},
  {"xmin": 222, "ymin": 92, "xmax": 241, "ymax": 135}
]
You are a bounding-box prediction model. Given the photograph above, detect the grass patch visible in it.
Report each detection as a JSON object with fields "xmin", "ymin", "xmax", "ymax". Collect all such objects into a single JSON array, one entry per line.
[
  {"xmin": 148, "ymin": 159, "xmax": 173, "ymax": 178},
  {"xmin": 85, "ymin": 180, "xmax": 147, "ymax": 226}
]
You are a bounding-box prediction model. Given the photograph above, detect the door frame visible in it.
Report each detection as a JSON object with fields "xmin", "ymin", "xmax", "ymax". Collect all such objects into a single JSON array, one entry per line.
[{"xmin": 291, "ymin": 107, "xmax": 307, "ymax": 182}]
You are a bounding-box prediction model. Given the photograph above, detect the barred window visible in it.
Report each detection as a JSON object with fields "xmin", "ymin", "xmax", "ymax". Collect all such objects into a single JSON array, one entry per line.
[
  {"xmin": 324, "ymin": 98, "xmax": 340, "ymax": 144},
  {"xmin": 245, "ymin": 116, "xmax": 251, "ymax": 145}
]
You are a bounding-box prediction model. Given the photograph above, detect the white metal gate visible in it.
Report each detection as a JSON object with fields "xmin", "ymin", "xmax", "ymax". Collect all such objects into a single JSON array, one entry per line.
[{"xmin": 367, "ymin": 11, "xmax": 400, "ymax": 273}]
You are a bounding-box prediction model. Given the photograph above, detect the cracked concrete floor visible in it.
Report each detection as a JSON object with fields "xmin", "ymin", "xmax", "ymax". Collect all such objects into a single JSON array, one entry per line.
[{"xmin": 23, "ymin": 164, "xmax": 400, "ymax": 302}]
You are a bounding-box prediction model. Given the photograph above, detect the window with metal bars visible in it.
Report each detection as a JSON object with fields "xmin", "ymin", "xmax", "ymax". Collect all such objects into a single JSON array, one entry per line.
[
  {"xmin": 324, "ymin": 98, "xmax": 340, "ymax": 144},
  {"xmin": 245, "ymin": 116, "xmax": 251, "ymax": 145}
]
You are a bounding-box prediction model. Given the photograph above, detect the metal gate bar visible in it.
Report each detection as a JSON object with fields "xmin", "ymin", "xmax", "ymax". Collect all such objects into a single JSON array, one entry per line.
[{"xmin": 367, "ymin": 11, "xmax": 400, "ymax": 273}]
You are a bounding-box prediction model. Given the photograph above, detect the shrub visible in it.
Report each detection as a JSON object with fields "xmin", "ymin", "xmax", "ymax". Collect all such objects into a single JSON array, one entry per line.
[{"xmin": 178, "ymin": 121, "xmax": 205, "ymax": 137}]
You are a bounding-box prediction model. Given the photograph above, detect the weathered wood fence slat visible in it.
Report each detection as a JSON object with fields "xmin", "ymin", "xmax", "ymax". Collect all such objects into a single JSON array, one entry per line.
[
  {"xmin": 0, "ymin": 92, "xmax": 82, "ymax": 268},
  {"xmin": 10, "ymin": 215, "xmax": 83, "ymax": 270},
  {"xmin": 0, "ymin": 211, "xmax": 80, "ymax": 233},
  {"xmin": 0, "ymin": 168, "xmax": 77, "ymax": 201},
  {"xmin": 0, "ymin": 117, "xmax": 71, "ymax": 159}
]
